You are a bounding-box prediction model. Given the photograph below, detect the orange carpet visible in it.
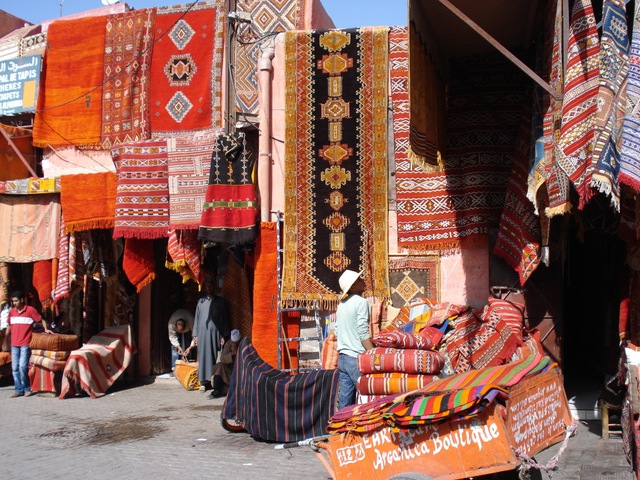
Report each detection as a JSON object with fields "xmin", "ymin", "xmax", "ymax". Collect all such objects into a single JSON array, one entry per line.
[{"xmin": 60, "ymin": 172, "xmax": 117, "ymax": 233}]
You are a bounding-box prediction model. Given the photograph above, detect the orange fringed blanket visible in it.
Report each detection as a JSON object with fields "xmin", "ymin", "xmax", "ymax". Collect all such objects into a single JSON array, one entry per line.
[
  {"xmin": 33, "ymin": 16, "xmax": 106, "ymax": 148},
  {"xmin": 60, "ymin": 173, "xmax": 117, "ymax": 233},
  {"xmin": 123, "ymin": 238, "xmax": 155, "ymax": 293}
]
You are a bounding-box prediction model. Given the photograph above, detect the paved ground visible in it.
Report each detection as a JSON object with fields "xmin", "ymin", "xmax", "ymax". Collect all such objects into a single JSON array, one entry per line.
[{"xmin": 1, "ymin": 375, "xmax": 636, "ymax": 480}]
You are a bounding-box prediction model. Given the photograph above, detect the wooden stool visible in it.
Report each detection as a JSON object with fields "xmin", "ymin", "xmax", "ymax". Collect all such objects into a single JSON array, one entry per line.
[{"xmin": 599, "ymin": 399, "xmax": 622, "ymax": 439}]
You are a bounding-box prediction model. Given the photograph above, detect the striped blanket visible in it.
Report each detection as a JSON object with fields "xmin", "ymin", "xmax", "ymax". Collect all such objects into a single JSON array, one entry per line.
[
  {"xmin": 59, "ymin": 325, "xmax": 136, "ymax": 399},
  {"xmin": 357, "ymin": 373, "xmax": 439, "ymax": 396},
  {"xmin": 373, "ymin": 328, "xmax": 443, "ymax": 350},
  {"xmin": 29, "ymin": 355, "xmax": 66, "ymax": 372},
  {"xmin": 358, "ymin": 347, "xmax": 444, "ymax": 374},
  {"xmin": 222, "ymin": 338, "xmax": 339, "ymax": 442},
  {"xmin": 328, "ymin": 353, "xmax": 552, "ymax": 433}
]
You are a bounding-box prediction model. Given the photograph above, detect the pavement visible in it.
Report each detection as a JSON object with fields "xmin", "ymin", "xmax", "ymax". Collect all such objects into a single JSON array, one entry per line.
[{"xmin": 0, "ymin": 375, "xmax": 636, "ymax": 480}]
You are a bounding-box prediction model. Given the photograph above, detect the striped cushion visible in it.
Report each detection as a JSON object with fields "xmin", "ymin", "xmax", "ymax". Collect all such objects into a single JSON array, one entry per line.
[
  {"xmin": 321, "ymin": 332, "xmax": 338, "ymax": 370},
  {"xmin": 358, "ymin": 347, "xmax": 444, "ymax": 374},
  {"xmin": 373, "ymin": 328, "xmax": 443, "ymax": 350},
  {"xmin": 30, "ymin": 333, "xmax": 79, "ymax": 351},
  {"xmin": 357, "ymin": 372, "xmax": 439, "ymax": 395},
  {"xmin": 30, "ymin": 349, "xmax": 70, "ymax": 361},
  {"xmin": 29, "ymin": 354, "xmax": 67, "ymax": 371}
]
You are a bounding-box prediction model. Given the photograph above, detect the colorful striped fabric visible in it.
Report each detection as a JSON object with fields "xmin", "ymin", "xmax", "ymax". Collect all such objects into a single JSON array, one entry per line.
[
  {"xmin": 619, "ymin": 0, "xmax": 640, "ymax": 190},
  {"xmin": 30, "ymin": 349, "xmax": 70, "ymax": 361},
  {"xmin": 328, "ymin": 353, "xmax": 552, "ymax": 433},
  {"xmin": 29, "ymin": 354, "xmax": 66, "ymax": 372},
  {"xmin": 372, "ymin": 329, "xmax": 443, "ymax": 350},
  {"xmin": 28, "ymin": 365, "xmax": 63, "ymax": 394},
  {"xmin": 357, "ymin": 347, "xmax": 444, "ymax": 374},
  {"xmin": 556, "ymin": 0, "xmax": 600, "ymax": 204},
  {"xmin": 223, "ymin": 338, "xmax": 339, "ymax": 442},
  {"xmin": 482, "ymin": 298, "xmax": 526, "ymax": 342},
  {"xmin": 357, "ymin": 372, "xmax": 439, "ymax": 396}
]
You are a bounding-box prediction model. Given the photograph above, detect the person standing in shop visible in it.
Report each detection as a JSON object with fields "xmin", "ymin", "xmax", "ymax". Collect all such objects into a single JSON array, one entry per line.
[
  {"xmin": 167, "ymin": 308, "xmax": 195, "ymax": 372},
  {"xmin": 193, "ymin": 280, "xmax": 229, "ymax": 391},
  {"xmin": 335, "ymin": 270, "xmax": 373, "ymax": 409},
  {"xmin": 7, "ymin": 291, "xmax": 51, "ymax": 398}
]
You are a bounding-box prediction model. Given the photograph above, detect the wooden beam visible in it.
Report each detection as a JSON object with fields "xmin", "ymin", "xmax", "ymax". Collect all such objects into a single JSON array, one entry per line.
[
  {"xmin": 435, "ymin": 0, "xmax": 563, "ymax": 101},
  {"xmin": 0, "ymin": 125, "xmax": 37, "ymax": 178}
]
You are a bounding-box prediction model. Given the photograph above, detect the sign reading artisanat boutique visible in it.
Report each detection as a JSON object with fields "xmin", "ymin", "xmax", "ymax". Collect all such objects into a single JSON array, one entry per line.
[{"xmin": 0, "ymin": 55, "xmax": 41, "ymax": 115}]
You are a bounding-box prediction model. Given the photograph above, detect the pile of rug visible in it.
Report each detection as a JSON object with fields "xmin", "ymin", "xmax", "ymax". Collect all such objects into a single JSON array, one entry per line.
[{"xmin": 28, "ymin": 332, "xmax": 79, "ymax": 395}]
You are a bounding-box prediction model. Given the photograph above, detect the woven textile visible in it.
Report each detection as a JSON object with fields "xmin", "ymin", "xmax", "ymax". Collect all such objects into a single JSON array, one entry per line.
[
  {"xmin": 556, "ymin": 0, "xmax": 600, "ymax": 203},
  {"xmin": 19, "ymin": 31, "xmax": 46, "ymax": 58},
  {"xmin": 357, "ymin": 347, "xmax": 444, "ymax": 374},
  {"xmin": 321, "ymin": 331, "xmax": 338, "ymax": 370},
  {"xmin": 198, "ymin": 132, "xmax": 258, "ymax": 243},
  {"xmin": 59, "ymin": 325, "xmax": 136, "ymax": 399},
  {"xmin": 0, "ymin": 124, "xmax": 36, "ymax": 181},
  {"xmin": 31, "ymin": 349, "xmax": 70, "ymax": 361},
  {"xmin": 101, "ymin": 8, "xmax": 156, "ymax": 149},
  {"xmin": 282, "ymin": 28, "xmax": 389, "ymax": 308},
  {"xmin": 28, "ymin": 365, "xmax": 63, "ymax": 394},
  {"xmin": 494, "ymin": 104, "xmax": 541, "ymax": 286},
  {"xmin": 32, "ymin": 260, "xmax": 53, "ymax": 307},
  {"xmin": 373, "ymin": 329, "xmax": 443, "ymax": 351},
  {"xmin": 60, "ymin": 173, "xmax": 117, "ymax": 233},
  {"xmin": 165, "ymin": 229, "xmax": 201, "ymax": 285},
  {"xmin": 585, "ymin": 0, "xmax": 629, "ymax": 211},
  {"xmin": 388, "ymin": 256, "xmax": 439, "ymax": 306},
  {"xmin": 483, "ymin": 298, "xmax": 526, "ymax": 342},
  {"xmin": 620, "ymin": 1, "xmax": 640, "ymax": 190},
  {"xmin": 357, "ymin": 373, "xmax": 438, "ymax": 396},
  {"xmin": 122, "ymin": 238, "xmax": 156, "ymax": 292},
  {"xmin": 33, "ymin": 16, "xmax": 107, "ymax": 148},
  {"xmin": 328, "ymin": 353, "xmax": 551, "ymax": 433},
  {"xmin": 0, "ymin": 194, "xmax": 60, "ymax": 262},
  {"xmin": 52, "ymin": 216, "xmax": 69, "ymax": 305},
  {"xmin": 445, "ymin": 311, "xmax": 522, "ymax": 374},
  {"xmin": 112, "ymin": 140, "xmax": 170, "ymax": 238},
  {"xmin": 400, "ymin": 55, "xmax": 525, "ymax": 250},
  {"xmin": 167, "ymin": 132, "xmax": 217, "ymax": 229},
  {"xmin": 235, "ymin": 0, "xmax": 305, "ymax": 114},
  {"xmin": 223, "ymin": 338, "xmax": 339, "ymax": 442},
  {"xmin": 29, "ymin": 354, "xmax": 66, "ymax": 371},
  {"xmin": 149, "ymin": 2, "xmax": 224, "ymax": 136},
  {"xmin": 30, "ymin": 333, "xmax": 79, "ymax": 352}
]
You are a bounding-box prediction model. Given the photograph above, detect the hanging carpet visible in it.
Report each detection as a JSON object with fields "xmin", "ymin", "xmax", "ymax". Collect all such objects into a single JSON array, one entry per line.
[
  {"xmin": 33, "ymin": 15, "xmax": 107, "ymax": 148},
  {"xmin": 111, "ymin": 140, "xmax": 170, "ymax": 239},
  {"xmin": 282, "ymin": 27, "xmax": 389, "ymax": 309},
  {"xmin": 101, "ymin": 8, "xmax": 156, "ymax": 149},
  {"xmin": 222, "ymin": 338, "xmax": 339, "ymax": 442},
  {"xmin": 60, "ymin": 172, "xmax": 117, "ymax": 233},
  {"xmin": 0, "ymin": 194, "xmax": 60, "ymax": 262},
  {"xmin": 165, "ymin": 229, "xmax": 202, "ymax": 286},
  {"xmin": 388, "ymin": 256, "xmax": 440, "ymax": 306},
  {"xmin": 198, "ymin": 132, "xmax": 258, "ymax": 244},
  {"xmin": 149, "ymin": 1, "xmax": 225, "ymax": 137},
  {"xmin": 122, "ymin": 237, "xmax": 156, "ymax": 292},
  {"xmin": 167, "ymin": 132, "xmax": 217, "ymax": 229}
]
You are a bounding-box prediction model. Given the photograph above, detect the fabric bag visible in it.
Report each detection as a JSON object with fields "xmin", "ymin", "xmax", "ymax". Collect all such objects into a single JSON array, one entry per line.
[{"xmin": 174, "ymin": 359, "xmax": 200, "ymax": 391}]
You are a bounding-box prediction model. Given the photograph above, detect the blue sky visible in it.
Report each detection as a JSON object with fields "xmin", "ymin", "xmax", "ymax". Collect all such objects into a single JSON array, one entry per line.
[{"xmin": 2, "ymin": 0, "xmax": 407, "ymax": 28}]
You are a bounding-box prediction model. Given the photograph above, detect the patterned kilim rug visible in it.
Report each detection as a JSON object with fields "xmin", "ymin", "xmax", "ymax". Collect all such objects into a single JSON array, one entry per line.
[
  {"xmin": 620, "ymin": 1, "xmax": 640, "ymax": 191},
  {"xmin": 234, "ymin": 0, "xmax": 305, "ymax": 115},
  {"xmin": 33, "ymin": 16, "xmax": 107, "ymax": 148},
  {"xmin": 111, "ymin": 140, "xmax": 170, "ymax": 239},
  {"xmin": 388, "ymin": 256, "xmax": 439, "ymax": 306},
  {"xmin": 0, "ymin": 194, "xmax": 60, "ymax": 262},
  {"xmin": 149, "ymin": 1, "xmax": 224, "ymax": 137},
  {"xmin": 198, "ymin": 132, "xmax": 258, "ymax": 244},
  {"xmin": 101, "ymin": 8, "xmax": 156, "ymax": 149},
  {"xmin": 167, "ymin": 131, "xmax": 217, "ymax": 229},
  {"xmin": 556, "ymin": 0, "xmax": 600, "ymax": 205},
  {"xmin": 282, "ymin": 27, "xmax": 390, "ymax": 309}
]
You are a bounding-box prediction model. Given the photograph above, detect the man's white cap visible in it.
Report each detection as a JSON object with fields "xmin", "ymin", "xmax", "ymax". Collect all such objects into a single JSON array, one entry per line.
[
  {"xmin": 230, "ymin": 329, "xmax": 241, "ymax": 342},
  {"xmin": 338, "ymin": 269, "xmax": 363, "ymax": 299}
]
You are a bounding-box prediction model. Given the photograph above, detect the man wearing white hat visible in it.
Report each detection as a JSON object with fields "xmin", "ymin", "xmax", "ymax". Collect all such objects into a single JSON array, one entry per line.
[
  {"xmin": 208, "ymin": 328, "xmax": 242, "ymax": 399},
  {"xmin": 335, "ymin": 269, "xmax": 373, "ymax": 409}
]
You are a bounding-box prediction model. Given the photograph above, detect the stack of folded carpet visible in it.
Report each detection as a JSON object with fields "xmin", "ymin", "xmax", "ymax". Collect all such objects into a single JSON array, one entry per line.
[{"xmin": 28, "ymin": 332, "xmax": 79, "ymax": 395}]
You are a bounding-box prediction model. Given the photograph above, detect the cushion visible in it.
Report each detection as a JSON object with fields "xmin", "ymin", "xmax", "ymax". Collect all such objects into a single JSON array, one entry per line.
[
  {"xmin": 373, "ymin": 328, "xmax": 443, "ymax": 350},
  {"xmin": 483, "ymin": 297, "xmax": 526, "ymax": 341},
  {"xmin": 321, "ymin": 332, "xmax": 338, "ymax": 370},
  {"xmin": 357, "ymin": 347, "xmax": 444, "ymax": 374},
  {"xmin": 30, "ymin": 333, "xmax": 79, "ymax": 352}
]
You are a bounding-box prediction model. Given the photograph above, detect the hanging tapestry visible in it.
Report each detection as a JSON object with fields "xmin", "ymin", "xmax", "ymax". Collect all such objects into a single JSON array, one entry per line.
[
  {"xmin": 33, "ymin": 16, "xmax": 107, "ymax": 148},
  {"xmin": 556, "ymin": 0, "xmax": 600, "ymax": 205},
  {"xmin": 122, "ymin": 237, "xmax": 156, "ymax": 292},
  {"xmin": 620, "ymin": 1, "xmax": 640, "ymax": 191},
  {"xmin": 53, "ymin": 216, "xmax": 69, "ymax": 305},
  {"xmin": 198, "ymin": 132, "xmax": 258, "ymax": 244},
  {"xmin": 60, "ymin": 172, "xmax": 117, "ymax": 233},
  {"xmin": 0, "ymin": 194, "xmax": 60, "ymax": 262},
  {"xmin": 165, "ymin": 229, "xmax": 202, "ymax": 285},
  {"xmin": 234, "ymin": 0, "xmax": 306, "ymax": 114},
  {"xmin": 408, "ymin": 22, "xmax": 445, "ymax": 169},
  {"xmin": 32, "ymin": 260, "xmax": 53, "ymax": 309},
  {"xmin": 101, "ymin": 8, "xmax": 156, "ymax": 149},
  {"xmin": 167, "ymin": 131, "xmax": 217, "ymax": 229},
  {"xmin": 494, "ymin": 106, "xmax": 541, "ymax": 286},
  {"xmin": 111, "ymin": 140, "xmax": 170, "ymax": 239},
  {"xmin": 388, "ymin": 256, "xmax": 439, "ymax": 307},
  {"xmin": 399, "ymin": 54, "xmax": 526, "ymax": 251},
  {"xmin": 149, "ymin": 1, "xmax": 225, "ymax": 137},
  {"xmin": 584, "ymin": 0, "xmax": 629, "ymax": 211},
  {"xmin": 282, "ymin": 27, "xmax": 389, "ymax": 309}
]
